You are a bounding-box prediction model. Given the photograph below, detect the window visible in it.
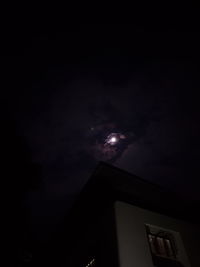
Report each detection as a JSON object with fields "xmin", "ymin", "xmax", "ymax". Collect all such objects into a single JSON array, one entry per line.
[{"xmin": 145, "ymin": 224, "xmax": 184, "ymax": 267}]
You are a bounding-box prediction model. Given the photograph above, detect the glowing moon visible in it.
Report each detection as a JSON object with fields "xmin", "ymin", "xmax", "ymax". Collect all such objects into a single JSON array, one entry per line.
[
  {"xmin": 110, "ymin": 137, "xmax": 117, "ymax": 143},
  {"xmin": 105, "ymin": 133, "xmax": 122, "ymax": 146}
]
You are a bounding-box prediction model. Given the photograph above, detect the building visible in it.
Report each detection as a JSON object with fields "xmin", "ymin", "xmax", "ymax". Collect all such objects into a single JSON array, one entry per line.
[{"xmin": 64, "ymin": 162, "xmax": 200, "ymax": 267}]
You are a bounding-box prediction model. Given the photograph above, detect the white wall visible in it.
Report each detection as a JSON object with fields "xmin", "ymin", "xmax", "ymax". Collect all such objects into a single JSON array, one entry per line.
[{"xmin": 115, "ymin": 201, "xmax": 200, "ymax": 267}]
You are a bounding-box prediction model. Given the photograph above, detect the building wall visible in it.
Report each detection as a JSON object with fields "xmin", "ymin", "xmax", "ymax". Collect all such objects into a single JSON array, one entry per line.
[{"xmin": 115, "ymin": 201, "xmax": 200, "ymax": 267}]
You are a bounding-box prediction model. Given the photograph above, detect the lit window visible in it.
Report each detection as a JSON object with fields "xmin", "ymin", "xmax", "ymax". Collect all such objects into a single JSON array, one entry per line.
[{"xmin": 145, "ymin": 225, "xmax": 184, "ymax": 267}]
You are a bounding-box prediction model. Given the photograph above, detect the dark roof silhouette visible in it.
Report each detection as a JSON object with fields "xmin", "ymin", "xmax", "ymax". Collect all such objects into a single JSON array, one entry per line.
[{"xmin": 73, "ymin": 161, "xmax": 198, "ymax": 224}]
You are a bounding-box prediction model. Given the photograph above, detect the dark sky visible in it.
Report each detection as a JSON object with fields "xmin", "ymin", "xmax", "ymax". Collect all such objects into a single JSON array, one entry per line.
[{"xmin": 2, "ymin": 24, "xmax": 200, "ymax": 246}]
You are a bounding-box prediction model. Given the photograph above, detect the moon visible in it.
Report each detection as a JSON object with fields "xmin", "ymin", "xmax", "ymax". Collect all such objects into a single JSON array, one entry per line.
[{"xmin": 105, "ymin": 133, "xmax": 125, "ymax": 146}]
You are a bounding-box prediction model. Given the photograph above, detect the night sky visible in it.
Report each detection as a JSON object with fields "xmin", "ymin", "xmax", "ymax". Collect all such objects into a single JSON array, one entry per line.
[{"xmin": 2, "ymin": 24, "xmax": 200, "ymax": 255}]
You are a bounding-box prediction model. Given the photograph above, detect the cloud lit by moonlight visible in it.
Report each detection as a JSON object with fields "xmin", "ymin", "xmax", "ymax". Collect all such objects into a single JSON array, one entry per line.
[{"xmin": 86, "ymin": 126, "xmax": 130, "ymax": 162}]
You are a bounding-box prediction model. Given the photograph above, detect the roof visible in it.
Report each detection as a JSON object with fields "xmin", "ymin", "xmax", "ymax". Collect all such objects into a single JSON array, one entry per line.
[{"xmin": 74, "ymin": 161, "xmax": 199, "ymax": 224}]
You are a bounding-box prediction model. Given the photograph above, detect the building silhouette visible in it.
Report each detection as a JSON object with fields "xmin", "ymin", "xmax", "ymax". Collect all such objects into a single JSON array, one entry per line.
[{"xmin": 63, "ymin": 162, "xmax": 199, "ymax": 267}]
